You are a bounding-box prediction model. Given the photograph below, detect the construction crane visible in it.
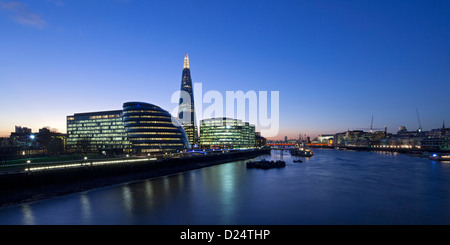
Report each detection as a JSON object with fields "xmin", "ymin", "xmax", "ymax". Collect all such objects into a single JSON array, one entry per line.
[
  {"xmin": 354, "ymin": 115, "xmax": 384, "ymax": 132},
  {"xmin": 416, "ymin": 108, "xmax": 422, "ymax": 132},
  {"xmin": 370, "ymin": 115, "xmax": 373, "ymax": 133}
]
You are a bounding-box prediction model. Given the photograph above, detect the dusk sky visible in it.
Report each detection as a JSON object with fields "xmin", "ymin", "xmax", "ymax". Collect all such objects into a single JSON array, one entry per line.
[{"xmin": 1, "ymin": 0, "xmax": 449, "ymax": 140}]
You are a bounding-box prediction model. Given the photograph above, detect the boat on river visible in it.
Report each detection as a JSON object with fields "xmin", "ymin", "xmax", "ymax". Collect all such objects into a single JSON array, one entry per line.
[
  {"xmin": 290, "ymin": 143, "xmax": 314, "ymax": 157},
  {"xmin": 429, "ymin": 153, "xmax": 450, "ymax": 161},
  {"xmin": 293, "ymin": 159, "xmax": 303, "ymax": 163},
  {"xmin": 246, "ymin": 159, "xmax": 286, "ymax": 169}
]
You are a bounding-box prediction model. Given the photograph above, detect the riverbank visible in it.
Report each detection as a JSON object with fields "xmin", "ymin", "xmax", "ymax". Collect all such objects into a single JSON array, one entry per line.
[
  {"xmin": 310, "ymin": 145, "xmax": 448, "ymax": 158},
  {"xmin": 0, "ymin": 149, "xmax": 269, "ymax": 207}
]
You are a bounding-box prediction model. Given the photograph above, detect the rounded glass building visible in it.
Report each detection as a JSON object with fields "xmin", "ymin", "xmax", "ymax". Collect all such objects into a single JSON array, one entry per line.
[{"xmin": 122, "ymin": 102, "xmax": 190, "ymax": 153}]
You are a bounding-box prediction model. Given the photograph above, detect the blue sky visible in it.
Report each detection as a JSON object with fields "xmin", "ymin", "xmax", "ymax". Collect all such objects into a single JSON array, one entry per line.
[{"xmin": 1, "ymin": 0, "xmax": 449, "ymax": 139}]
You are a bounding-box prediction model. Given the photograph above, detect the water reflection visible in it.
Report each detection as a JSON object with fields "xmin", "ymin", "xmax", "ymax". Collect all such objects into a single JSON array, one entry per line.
[
  {"xmin": 219, "ymin": 164, "xmax": 237, "ymax": 224},
  {"xmin": 80, "ymin": 194, "xmax": 91, "ymax": 224},
  {"xmin": 439, "ymin": 160, "xmax": 450, "ymax": 166},
  {"xmin": 21, "ymin": 204, "xmax": 35, "ymax": 225},
  {"xmin": 121, "ymin": 185, "xmax": 134, "ymax": 216},
  {"xmin": 1, "ymin": 149, "xmax": 450, "ymax": 225},
  {"xmin": 143, "ymin": 180, "xmax": 154, "ymax": 210}
]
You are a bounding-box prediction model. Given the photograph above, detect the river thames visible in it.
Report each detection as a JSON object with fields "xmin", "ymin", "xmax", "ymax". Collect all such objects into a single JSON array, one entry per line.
[{"xmin": 1, "ymin": 148, "xmax": 450, "ymax": 225}]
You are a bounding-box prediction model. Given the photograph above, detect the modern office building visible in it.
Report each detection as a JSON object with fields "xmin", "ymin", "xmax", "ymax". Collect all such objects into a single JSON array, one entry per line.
[
  {"xmin": 178, "ymin": 54, "xmax": 198, "ymax": 147},
  {"xmin": 67, "ymin": 102, "xmax": 190, "ymax": 154},
  {"xmin": 199, "ymin": 117, "xmax": 255, "ymax": 149},
  {"xmin": 123, "ymin": 102, "xmax": 190, "ymax": 153},
  {"xmin": 66, "ymin": 110, "xmax": 131, "ymax": 154}
]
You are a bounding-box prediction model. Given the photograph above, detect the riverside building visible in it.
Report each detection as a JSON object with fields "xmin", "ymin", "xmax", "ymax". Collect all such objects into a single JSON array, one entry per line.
[
  {"xmin": 199, "ymin": 117, "xmax": 256, "ymax": 149},
  {"xmin": 122, "ymin": 102, "xmax": 190, "ymax": 153},
  {"xmin": 66, "ymin": 102, "xmax": 190, "ymax": 154},
  {"xmin": 66, "ymin": 110, "xmax": 131, "ymax": 154}
]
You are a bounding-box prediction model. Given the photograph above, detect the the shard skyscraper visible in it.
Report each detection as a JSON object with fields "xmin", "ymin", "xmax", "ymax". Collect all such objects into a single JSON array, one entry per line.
[{"xmin": 178, "ymin": 54, "xmax": 198, "ymax": 147}]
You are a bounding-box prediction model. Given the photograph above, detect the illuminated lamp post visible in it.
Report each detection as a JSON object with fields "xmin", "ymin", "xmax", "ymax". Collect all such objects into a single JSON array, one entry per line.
[
  {"xmin": 28, "ymin": 135, "xmax": 35, "ymax": 158},
  {"xmin": 26, "ymin": 135, "xmax": 35, "ymax": 171}
]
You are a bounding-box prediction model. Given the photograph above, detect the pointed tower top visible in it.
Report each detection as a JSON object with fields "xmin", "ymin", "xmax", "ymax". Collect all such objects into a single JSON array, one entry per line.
[{"xmin": 183, "ymin": 54, "xmax": 190, "ymax": 69}]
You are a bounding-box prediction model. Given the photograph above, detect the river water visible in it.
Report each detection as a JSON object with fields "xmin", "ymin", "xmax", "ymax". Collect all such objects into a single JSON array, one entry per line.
[{"xmin": 1, "ymin": 148, "xmax": 450, "ymax": 225}]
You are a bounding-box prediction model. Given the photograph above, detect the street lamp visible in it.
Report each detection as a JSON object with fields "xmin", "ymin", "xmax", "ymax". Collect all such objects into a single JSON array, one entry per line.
[{"xmin": 25, "ymin": 134, "xmax": 35, "ymax": 165}]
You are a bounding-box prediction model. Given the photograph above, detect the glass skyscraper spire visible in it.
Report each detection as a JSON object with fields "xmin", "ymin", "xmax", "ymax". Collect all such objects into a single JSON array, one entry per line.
[{"xmin": 178, "ymin": 54, "xmax": 198, "ymax": 147}]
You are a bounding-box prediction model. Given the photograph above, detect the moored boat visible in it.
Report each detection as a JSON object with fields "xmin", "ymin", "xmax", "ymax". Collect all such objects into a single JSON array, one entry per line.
[
  {"xmin": 290, "ymin": 143, "xmax": 314, "ymax": 157},
  {"xmin": 290, "ymin": 149, "xmax": 313, "ymax": 157},
  {"xmin": 246, "ymin": 159, "xmax": 286, "ymax": 169},
  {"xmin": 429, "ymin": 153, "xmax": 450, "ymax": 161}
]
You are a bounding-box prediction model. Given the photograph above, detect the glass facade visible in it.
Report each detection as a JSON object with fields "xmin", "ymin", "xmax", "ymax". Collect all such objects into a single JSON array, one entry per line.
[
  {"xmin": 178, "ymin": 54, "xmax": 198, "ymax": 147},
  {"xmin": 66, "ymin": 110, "xmax": 131, "ymax": 154},
  {"xmin": 200, "ymin": 117, "xmax": 256, "ymax": 149},
  {"xmin": 123, "ymin": 102, "xmax": 190, "ymax": 153}
]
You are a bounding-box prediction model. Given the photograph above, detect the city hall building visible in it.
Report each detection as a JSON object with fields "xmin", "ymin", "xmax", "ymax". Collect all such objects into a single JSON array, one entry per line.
[
  {"xmin": 122, "ymin": 102, "xmax": 190, "ymax": 153},
  {"xmin": 199, "ymin": 117, "xmax": 256, "ymax": 149}
]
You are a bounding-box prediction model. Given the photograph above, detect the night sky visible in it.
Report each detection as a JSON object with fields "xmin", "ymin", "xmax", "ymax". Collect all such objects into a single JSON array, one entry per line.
[{"xmin": 1, "ymin": 0, "xmax": 449, "ymax": 139}]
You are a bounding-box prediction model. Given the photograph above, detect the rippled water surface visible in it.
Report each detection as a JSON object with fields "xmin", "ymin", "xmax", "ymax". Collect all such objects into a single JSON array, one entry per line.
[{"xmin": 1, "ymin": 149, "xmax": 450, "ymax": 225}]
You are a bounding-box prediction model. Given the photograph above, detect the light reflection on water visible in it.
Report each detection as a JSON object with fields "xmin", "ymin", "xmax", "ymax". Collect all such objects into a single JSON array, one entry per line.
[
  {"xmin": 80, "ymin": 194, "xmax": 91, "ymax": 224},
  {"xmin": 1, "ymin": 148, "xmax": 450, "ymax": 225},
  {"xmin": 21, "ymin": 204, "xmax": 34, "ymax": 225}
]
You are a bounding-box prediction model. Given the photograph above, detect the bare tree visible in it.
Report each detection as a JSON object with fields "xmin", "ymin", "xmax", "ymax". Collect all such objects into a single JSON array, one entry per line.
[
  {"xmin": 37, "ymin": 127, "xmax": 63, "ymax": 154},
  {"xmin": 77, "ymin": 137, "xmax": 92, "ymax": 156},
  {"xmin": 0, "ymin": 138, "xmax": 14, "ymax": 163},
  {"xmin": 47, "ymin": 138, "xmax": 64, "ymax": 155}
]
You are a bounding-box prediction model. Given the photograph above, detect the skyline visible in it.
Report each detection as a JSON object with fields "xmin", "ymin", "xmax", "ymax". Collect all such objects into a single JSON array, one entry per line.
[{"xmin": 1, "ymin": 0, "xmax": 450, "ymax": 140}]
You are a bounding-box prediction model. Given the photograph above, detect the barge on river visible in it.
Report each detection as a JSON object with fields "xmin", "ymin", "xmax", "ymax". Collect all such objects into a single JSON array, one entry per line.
[{"xmin": 246, "ymin": 159, "xmax": 286, "ymax": 169}]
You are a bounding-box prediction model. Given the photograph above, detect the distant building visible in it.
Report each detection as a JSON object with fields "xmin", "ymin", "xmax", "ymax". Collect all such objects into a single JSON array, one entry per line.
[
  {"xmin": 255, "ymin": 132, "xmax": 267, "ymax": 147},
  {"xmin": 420, "ymin": 122, "xmax": 450, "ymax": 150},
  {"xmin": 14, "ymin": 126, "xmax": 31, "ymax": 135},
  {"xmin": 10, "ymin": 126, "xmax": 34, "ymax": 147},
  {"xmin": 200, "ymin": 118, "xmax": 255, "ymax": 149},
  {"xmin": 334, "ymin": 130, "xmax": 379, "ymax": 147},
  {"xmin": 318, "ymin": 134, "xmax": 334, "ymax": 144},
  {"xmin": 334, "ymin": 130, "xmax": 366, "ymax": 146},
  {"xmin": 379, "ymin": 135, "xmax": 421, "ymax": 149},
  {"xmin": 420, "ymin": 137, "xmax": 449, "ymax": 151},
  {"xmin": 36, "ymin": 127, "xmax": 66, "ymax": 155},
  {"xmin": 397, "ymin": 126, "xmax": 423, "ymax": 137},
  {"xmin": 325, "ymin": 122, "xmax": 449, "ymax": 151},
  {"xmin": 6, "ymin": 126, "xmax": 65, "ymax": 157}
]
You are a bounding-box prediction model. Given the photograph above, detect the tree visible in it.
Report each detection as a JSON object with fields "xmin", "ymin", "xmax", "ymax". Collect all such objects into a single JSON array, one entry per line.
[
  {"xmin": 77, "ymin": 137, "xmax": 92, "ymax": 156},
  {"xmin": 0, "ymin": 138, "xmax": 14, "ymax": 163},
  {"xmin": 47, "ymin": 138, "xmax": 64, "ymax": 155},
  {"xmin": 37, "ymin": 126, "xmax": 62, "ymax": 153}
]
